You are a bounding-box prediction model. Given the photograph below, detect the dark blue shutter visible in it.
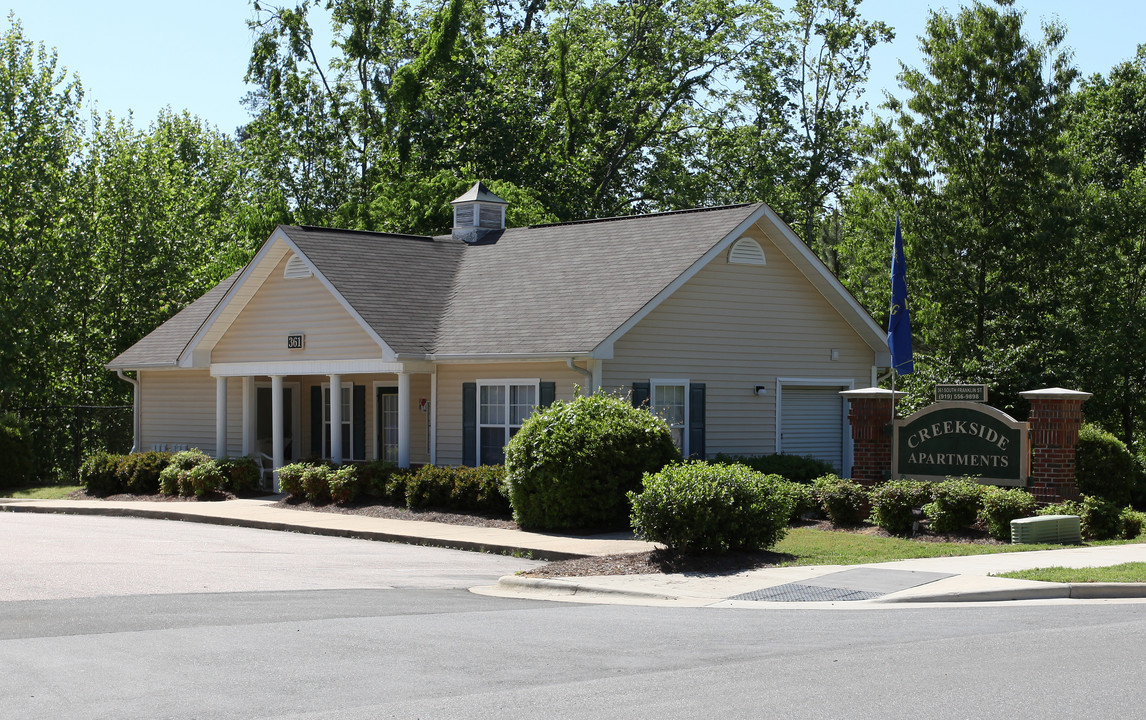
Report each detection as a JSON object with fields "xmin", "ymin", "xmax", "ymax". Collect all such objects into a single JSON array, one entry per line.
[
  {"xmin": 353, "ymin": 384, "xmax": 366, "ymax": 461},
  {"xmin": 539, "ymin": 381, "xmax": 556, "ymax": 408},
  {"xmin": 462, "ymin": 382, "xmax": 477, "ymax": 467},
  {"xmin": 631, "ymin": 381, "xmax": 650, "ymax": 409},
  {"xmin": 688, "ymin": 383, "xmax": 706, "ymax": 460},
  {"xmin": 310, "ymin": 385, "xmax": 322, "ymax": 457}
]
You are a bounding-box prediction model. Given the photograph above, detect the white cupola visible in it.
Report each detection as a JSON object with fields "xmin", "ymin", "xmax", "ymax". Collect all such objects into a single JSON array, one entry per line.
[{"xmin": 451, "ymin": 181, "xmax": 508, "ymax": 243}]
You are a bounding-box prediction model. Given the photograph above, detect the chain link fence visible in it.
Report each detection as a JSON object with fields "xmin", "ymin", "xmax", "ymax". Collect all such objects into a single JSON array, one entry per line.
[{"xmin": 9, "ymin": 405, "xmax": 133, "ymax": 484}]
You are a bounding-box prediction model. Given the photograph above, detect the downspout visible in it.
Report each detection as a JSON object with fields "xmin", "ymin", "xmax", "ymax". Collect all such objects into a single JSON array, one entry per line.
[
  {"xmin": 566, "ymin": 358, "xmax": 594, "ymax": 394},
  {"xmin": 115, "ymin": 370, "xmax": 141, "ymax": 453}
]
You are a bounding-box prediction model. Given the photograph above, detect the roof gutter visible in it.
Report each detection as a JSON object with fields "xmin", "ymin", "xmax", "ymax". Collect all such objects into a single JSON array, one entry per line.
[
  {"xmin": 115, "ymin": 370, "xmax": 142, "ymax": 453},
  {"xmin": 566, "ymin": 357, "xmax": 595, "ymax": 393}
]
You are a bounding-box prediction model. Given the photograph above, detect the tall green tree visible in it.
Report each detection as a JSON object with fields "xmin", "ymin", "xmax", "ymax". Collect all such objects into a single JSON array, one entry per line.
[
  {"xmin": 1064, "ymin": 47, "xmax": 1146, "ymax": 447},
  {"xmin": 0, "ymin": 17, "xmax": 84, "ymax": 407},
  {"xmin": 840, "ymin": 0, "xmax": 1077, "ymax": 412}
]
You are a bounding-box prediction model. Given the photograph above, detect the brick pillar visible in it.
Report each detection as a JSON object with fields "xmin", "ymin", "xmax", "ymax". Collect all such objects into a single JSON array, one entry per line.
[
  {"xmin": 1019, "ymin": 387, "xmax": 1092, "ymax": 503},
  {"xmin": 840, "ymin": 388, "xmax": 903, "ymax": 485}
]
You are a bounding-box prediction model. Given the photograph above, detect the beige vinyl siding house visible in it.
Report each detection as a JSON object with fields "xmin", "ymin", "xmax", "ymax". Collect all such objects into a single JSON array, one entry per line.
[{"xmin": 108, "ymin": 183, "xmax": 891, "ymax": 488}]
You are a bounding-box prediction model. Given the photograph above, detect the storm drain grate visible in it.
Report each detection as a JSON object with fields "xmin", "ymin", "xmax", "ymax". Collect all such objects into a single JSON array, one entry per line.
[{"xmin": 730, "ymin": 583, "xmax": 884, "ymax": 602}]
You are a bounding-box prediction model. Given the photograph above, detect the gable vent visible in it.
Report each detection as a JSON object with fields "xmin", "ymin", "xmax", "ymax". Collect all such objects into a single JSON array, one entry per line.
[
  {"xmin": 729, "ymin": 237, "xmax": 766, "ymax": 265},
  {"xmin": 283, "ymin": 254, "xmax": 313, "ymax": 279}
]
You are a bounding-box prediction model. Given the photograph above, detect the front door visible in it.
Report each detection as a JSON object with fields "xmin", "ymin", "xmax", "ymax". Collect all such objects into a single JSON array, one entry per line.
[
  {"xmin": 256, "ymin": 384, "xmax": 299, "ymax": 463},
  {"xmin": 377, "ymin": 386, "xmax": 398, "ymax": 464}
]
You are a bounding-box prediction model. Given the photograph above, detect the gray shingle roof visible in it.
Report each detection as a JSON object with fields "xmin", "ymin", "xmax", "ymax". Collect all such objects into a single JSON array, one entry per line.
[
  {"xmin": 107, "ymin": 270, "xmax": 241, "ymax": 368},
  {"xmin": 109, "ymin": 203, "xmax": 763, "ymax": 366},
  {"xmin": 283, "ymin": 226, "xmax": 464, "ymax": 355},
  {"xmin": 433, "ymin": 204, "xmax": 761, "ymax": 354}
]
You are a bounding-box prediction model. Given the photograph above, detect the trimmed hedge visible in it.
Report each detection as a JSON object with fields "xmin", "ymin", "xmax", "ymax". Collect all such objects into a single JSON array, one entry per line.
[
  {"xmin": 504, "ymin": 392, "xmax": 679, "ymax": 530},
  {"xmin": 188, "ymin": 461, "xmax": 225, "ymax": 498},
  {"xmin": 710, "ymin": 453, "xmax": 836, "ymax": 484},
  {"xmin": 79, "ymin": 451, "xmax": 125, "ymax": 496},
  {"xmin": 1075, "ymin": 423, "xmax": 1136, "ymax": 507},
  {"xmin": 869, "ymin": 479, "xmax": 933, "ymax": 536},
  {"xmin": 922, "ymin": 478, "xmax": 985, "ymax": 533},
  {"xmin": 629, "ymin": 462, "xmax": 791, "ymax": 553},
  {"xmin": 978, "ymin": 486, "xmax": 1037, "ymax": 540},
  {"xmin": 215, "ymin": 456, "xmax": 261, "ymax": 493},
  {"xmin": 813, "ymin": 475, "xmax": 869, "ymax": 527}
]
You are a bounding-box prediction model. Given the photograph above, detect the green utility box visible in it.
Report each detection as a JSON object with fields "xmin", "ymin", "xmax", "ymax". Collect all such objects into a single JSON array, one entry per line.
[{"xmin": 1011, "ymin": 514, "xmax": 1082, "ymax": 544}]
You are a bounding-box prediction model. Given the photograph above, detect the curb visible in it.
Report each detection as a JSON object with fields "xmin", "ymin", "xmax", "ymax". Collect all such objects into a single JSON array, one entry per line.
[
  {"xmin": 866, "ymin": 582, "xmax": 1146, "ymax": 603},
  {"xmin": 496, "ymin": 575, "xmax": 684, "ymax": 602},
  {"xmin": 0, "ymin": 502, "xmax": 586, "ymax": 562}
]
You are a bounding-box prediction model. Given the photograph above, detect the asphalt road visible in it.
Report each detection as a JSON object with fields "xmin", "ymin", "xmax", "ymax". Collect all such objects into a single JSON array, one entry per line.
[{"xmin": 3, "ymin": 514, "xmax": 1145, "ymax": 719}]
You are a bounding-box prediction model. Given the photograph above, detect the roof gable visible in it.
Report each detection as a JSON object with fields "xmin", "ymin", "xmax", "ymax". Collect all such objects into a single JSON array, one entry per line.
[{"xmin": 111, "ymin": 201, "xmax": 890, "ymax": 369}]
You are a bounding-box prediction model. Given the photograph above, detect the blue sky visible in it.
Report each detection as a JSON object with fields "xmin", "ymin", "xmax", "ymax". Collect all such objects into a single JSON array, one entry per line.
[{"xmin": 5, "ymin": 1, "xmax": 1145, "ymax": 135}]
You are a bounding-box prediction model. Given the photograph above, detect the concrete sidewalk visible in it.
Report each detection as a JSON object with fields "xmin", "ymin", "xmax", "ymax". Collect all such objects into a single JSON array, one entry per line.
[{"xmin": 4, "ymin": 497, "xmax": 1145, "ymax": 607}]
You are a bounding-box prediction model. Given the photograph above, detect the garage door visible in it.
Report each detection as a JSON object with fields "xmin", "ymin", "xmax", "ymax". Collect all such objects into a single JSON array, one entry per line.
[{"xmin": 780, "ymin": 385, "xmax": 846, "ymax": 472}]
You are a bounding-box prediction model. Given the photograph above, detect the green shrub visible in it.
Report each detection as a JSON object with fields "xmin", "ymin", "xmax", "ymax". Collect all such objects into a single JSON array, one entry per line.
[
  {"xmin": 0, "ymin": 412, "xmax": 35, "ymax": 489},
  {"xmin": 922, "ymin": 478, "xmax": 985, "ymax": 533},
  {"xmin": 406, "ymin": 465, "xmax": 455, "ymax": 509},
  {"xmin": 1075, "ymin": 424, "xmax": 1136, "ymax": 506},
  {"xmin": 978, "ymin": 486, "xmax": 1037, "ymax": 540},
  {"xmin": 813, "ymin": 475, "xmax": 870, "ymax": 527},
  {"xmin": 448, "ymin": 465, "xmax": 510, "ymax": 515},
  {"xmin": 79, "ymin": 451, "xmax": 126, "ymax": 496},
  {"xmin": 278, "ymin": 462, "xmax": 308, "ymax": 500},
  {"xmin": 769, "ymin": 475, "xmax": 817, "ymax": 523},
  {"xmin": 629, "ymin": 462, "xmax": 791, "ymax": 553},
  {"xmin": 120, "ymin": 451, "xmax": 172, "ymax": 495},
  {"xmin": 869, "ymin": 479, "xmax": 933, "ymax": 536},
  {"xmin": 504, "ymin": 391, "xmax": 679, "ymax": 530},
  {"xmin": 158, "ymin": 465, "xmax": 182, "ymax": 495},
  {"xmin": 1119, "ymin": 507, "xmax": 1145, "ymax": 540},
  {"xmin": 169, "ymin": 449, "xmax": 210, "ymax": 471},
  {"xmin": 216, "ymin": 456, "xmax": 261, "ymax": 494},
  {"xmin": 1080, "ymin": 494, "xmax": 1122, "ymax": 541},
  {"xmin": 188, "ymin": 461, "xmax": 225, "ymax": 498},
  {"xmin": 710, "ymin": 453, "xmax": 836, "ymax": 483},
  {"xmin": 357, "ymin": 461, "xmax": 400, "ymax": 501},
  {"xmin": 328, "ymin": 465, "xmax": 361, "ymax": 505},
  {"xmin": 301, "ymin": 465, "xmax": 332, "ymax": 504}
]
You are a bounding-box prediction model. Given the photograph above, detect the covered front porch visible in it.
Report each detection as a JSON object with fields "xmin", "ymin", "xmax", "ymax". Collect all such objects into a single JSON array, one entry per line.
[{"xmin": 210, "ymin": 361, "xmax": 435, "ymax": 490}]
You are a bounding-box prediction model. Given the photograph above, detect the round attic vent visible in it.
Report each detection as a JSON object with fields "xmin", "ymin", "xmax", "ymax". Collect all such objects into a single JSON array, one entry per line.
[
  {"xmin": 728, "ymin": 237, "xmax": 766, "ymax": 265},
  {"xmin": 283, "ymin": 254, "xmax": 312, "ymax": 279}
]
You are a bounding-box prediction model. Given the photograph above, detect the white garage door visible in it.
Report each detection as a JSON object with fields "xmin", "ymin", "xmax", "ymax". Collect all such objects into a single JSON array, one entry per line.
[{"xmin": 780, "ymin": 385, "xmax": 846, "ymax": 473}]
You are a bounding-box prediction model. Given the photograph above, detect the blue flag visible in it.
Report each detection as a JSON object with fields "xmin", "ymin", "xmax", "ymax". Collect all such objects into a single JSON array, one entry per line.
[{"xmin": 888, "ymin": 215, "xmax": 914, "ymax": 375}]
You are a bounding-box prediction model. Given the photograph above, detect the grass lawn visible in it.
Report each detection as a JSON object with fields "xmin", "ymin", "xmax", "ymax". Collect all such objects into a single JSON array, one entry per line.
[
  {"xmin": 774, "ymin": 526, "xmax": 1070, "ymax": 566},
  {"xmin": 0, "ymin": 485, "xmax": 82, "ymax": 500},
  {"xmin": 995, "ymin": 562, "xmax": 1146, "ymax": 583}
]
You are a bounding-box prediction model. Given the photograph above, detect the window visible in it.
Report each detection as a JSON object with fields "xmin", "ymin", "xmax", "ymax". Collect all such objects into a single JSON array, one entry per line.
[
  {"xmin": 478, "ymin": 380, "xmax": 539, "ymax": 465},
  {"xmin": 651, "ymin": 379, "xmax": 688, "ymax": 456},
  {"xmin": 322, "ymin": 383, "xmax": 355, "ymax": 460}
]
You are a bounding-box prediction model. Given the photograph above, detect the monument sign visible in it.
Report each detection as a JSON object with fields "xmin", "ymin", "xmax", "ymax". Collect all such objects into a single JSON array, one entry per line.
[{"xmin": 893, "ymin": 401, "xmax": 1028, "ymax": 486}]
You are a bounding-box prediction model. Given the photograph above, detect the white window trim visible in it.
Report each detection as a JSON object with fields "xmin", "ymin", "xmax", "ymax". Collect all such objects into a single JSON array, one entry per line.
[
  {"xmin": 775, "ymin": 377, "xmax": 855, "ymax": 477},
  {"xmin": 321, "ymin": 381, "xmax": 358, "ymax": 461},
  {"xmin": 650, "ymin": 378, "xmax": 689, "ymax": 458},
  {"xmin": 476, "ymin": 378, "xmax": 540, "ymax": 463},
  {"xmin": 372, "ymin": 380, "xmax": 399, "ymax": 463}
]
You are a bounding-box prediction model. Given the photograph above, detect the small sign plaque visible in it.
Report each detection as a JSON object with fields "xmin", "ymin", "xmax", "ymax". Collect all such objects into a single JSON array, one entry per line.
[
  {"xmin": 287, "ymin": 334, "xmax": 305, "ymax": 350},
  {"xmin": 935, "ymin": 384, "xmax": 987, "ymax": 403}
]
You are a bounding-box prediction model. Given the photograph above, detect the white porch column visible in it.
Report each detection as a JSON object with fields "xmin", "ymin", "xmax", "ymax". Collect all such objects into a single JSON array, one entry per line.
[
  {"xmin": 242, "ymin": 376, "xmax": 256, "ymax": 456},
  {"xmin": 329, "ymin": 373, "xmax": 343, "ymax": 464},
  {"xmin": 215, "ymin": 376, "xmax": 228, "ymax": 459},
  {"xmin": 398, "ymin": 372, "xmax": 411, "ymax": 469},
  {"xmin": 271, "ymin": 375, "xmax": 284, "ymax": 491}
]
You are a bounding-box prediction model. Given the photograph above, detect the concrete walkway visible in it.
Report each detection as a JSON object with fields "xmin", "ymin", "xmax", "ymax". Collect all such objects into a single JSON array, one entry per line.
[{"xmin": 4, "ymin": 497, "xmax": 1145, "ymax": 607}]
